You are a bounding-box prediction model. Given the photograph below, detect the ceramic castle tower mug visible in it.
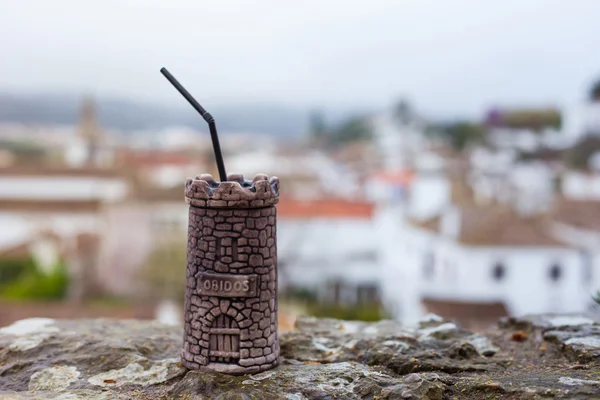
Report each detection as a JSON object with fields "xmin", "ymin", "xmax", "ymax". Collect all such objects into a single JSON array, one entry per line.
[{"xmin": 181, "ymin": 173, "xmax": 280, "ymax": 375}]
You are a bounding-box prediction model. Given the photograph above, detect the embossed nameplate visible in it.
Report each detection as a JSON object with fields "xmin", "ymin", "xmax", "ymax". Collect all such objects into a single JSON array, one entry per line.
[{"xmin": 197, "ymin": 272, "xmax": 258, "ymax": 298}]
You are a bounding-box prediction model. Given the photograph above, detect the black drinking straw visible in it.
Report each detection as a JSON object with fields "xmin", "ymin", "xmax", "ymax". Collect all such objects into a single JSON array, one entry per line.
[{"xmin": 160, "ymin": 67, "xmax": 227, "ymax": 182}]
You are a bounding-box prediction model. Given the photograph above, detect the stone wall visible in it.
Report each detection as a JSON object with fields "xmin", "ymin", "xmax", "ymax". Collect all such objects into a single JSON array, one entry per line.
[
  {"xmin": 2, "ymin": 313, "xmax": 600, "ymax": 399},
  {"xmin": 181, "ymin": 173, "xmax": 280, "ymax": 375}
]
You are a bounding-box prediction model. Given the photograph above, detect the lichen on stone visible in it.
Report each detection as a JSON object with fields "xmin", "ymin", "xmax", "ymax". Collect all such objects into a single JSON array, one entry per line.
[
  {"xmin": 29, "ymin": 366, "xmax": 80, "ymax": 392},
  {"xmin": 1, "ymin": 313, "xmax": 600, "ymax": 399},
  {"xmin": 0, "ymin": 318, "xmax": 60, "ymax": 352},
  {"xmin": 87, "ymin": 358, "xmax": 184, "ymax": 387}
]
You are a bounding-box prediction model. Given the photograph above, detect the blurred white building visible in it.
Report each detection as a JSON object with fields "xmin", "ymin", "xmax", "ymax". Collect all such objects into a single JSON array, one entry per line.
[
  {"xmin": 561, "ymin": 152, "xmax": 600, "ymax": 201},
  {"xmin": 469, "ymin": 148, "xmax": 556, "ymax": 215},
  {"xmin": 0, "ymin": 165, "xmax": 129, "ymax": 299},
  {"xmin": 376, "ymin": 160, "xmax": 596, "ymax": 328},
  {"xmin": 550, "ymin": 198, "xmax": 600, "ymax": 311},
  {"xmin": 561, "ymin": 170, "xmax": 600, "ymax": 201},
  {"xmin": 383, "ymin": 205, "xmax": 590, "ymax": 327},
  {"xmin": 364, "ymin": 170, "xmax": 412, "ymax": 205},
  {"xmin": 228, "ymin": 149, "xmax": 362, "ymax": 200},
  {"xmin": 487, "ymin": 127, "xmax": 570, "ymax": 152},
  {"xmin": 65, "ymin": 97, "xmax": 115, "ymax": 169},
  {"xmin": 277, "ymin": 197, "xmax": 381, "ymax": 305},
  {"xmin": 370, "ymin": 106, "xmax": 428, "ymax": 171},
  {"xmin": 562, "ymin": 102, "xmax": 600, "ymax": 140}
]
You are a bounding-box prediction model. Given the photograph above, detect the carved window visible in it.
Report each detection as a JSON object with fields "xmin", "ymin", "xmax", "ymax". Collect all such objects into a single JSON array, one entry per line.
[{"xmin": 216, "ymin": 237, "xmax": 239, "ymax": 261}]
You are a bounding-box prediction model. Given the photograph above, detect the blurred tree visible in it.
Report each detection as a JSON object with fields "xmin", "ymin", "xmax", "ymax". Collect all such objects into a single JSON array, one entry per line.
[
  {"xmin": 440, "ymin": 121, "xmax": 485, "ymax": 151},
  {"xmin": 483, "ymin": 109, "xmax": 561, "ymax": 132},
  {"xmin": 518, "ymin": 147, "xmax": 562, "ymax": 163},
  {"xmin": 393, "ymin": 98, "xmax": 413, "ymax": 125},
  {"xmin": 0, "ymin": 140, "xmax": 47, "ymax": 165},
  {"xmin": 0, "ymin": 257, "xmax": 69, "ymax": 301},
  {"xmin": 139, "ymin": 236, "xmax": 187, "ymax": 302},
  {"xmin": 502, "ymin": 109, "xmax": 561, "ymax": 131},
  {"xmin": 590, "ymin": 78, "xmax": 600, "ymax": 102},
  {"xmin": 309, "ymin": 110, "xmax": 327, "ymax": 141},
  {"xmin": 0, "ymin": 258, "xmax": 33, "ymax": 285},
  {"xmin": 563, "ymin": 136, "xmax": 600, "ymax": 170},
  {"xmin": 307, "ymin": 302, "xmax": 388, "ymax": 322},
  {"xmin": 330, "ymin": 116, "xmax": 372, "ymax": 146}
]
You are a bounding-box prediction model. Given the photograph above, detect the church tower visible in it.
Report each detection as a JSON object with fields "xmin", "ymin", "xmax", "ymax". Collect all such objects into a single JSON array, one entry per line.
[
  {"xmin": 66, "ymin": 96, "xmax": 109, "ymax": 168},
  {"xmin": 79, "ymin": 96, "xmax": 102, "ymax": 167}
]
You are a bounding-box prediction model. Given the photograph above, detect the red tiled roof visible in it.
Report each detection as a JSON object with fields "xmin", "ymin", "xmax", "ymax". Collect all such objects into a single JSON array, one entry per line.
[
  {"xmin": 422, "ymin": 298, "xmax": 508, "ymax": 330},
  {"xmin": 133, "ymin": 185, "xmax": 184, "ymax": 202},
  {"xmin": 0, "ymin": 166, "xmax": 122, "ymax": 178},
  {"xmin": 277, "ymin": 197, "xmax": 374, "ymax": 219},
  {"xmin": 116, "ymin": 150, "xmax": 202, "ymax": 167},
  {"xmin": 0, "ymin": 242, "xmax": 30, "ymax": 259},
  {"xmin": 74, "ymin": 233, "xmax": 101, "ymax": 254},
  {"xmin": 409, "ymin": 206, "xmax": 565, "ymax": 247},
  {"xmin": 0, "ymin": 231, "xmax": 65, "ymax": 260},
  {"xmin": 0, "ymin": 199, "xmax": 103, "ymax": 213},
  {"xmin": 370, "ymin": 170, "xmax": 414, "ymax": 185},
  {"xmin": 552, "ymin": 198, "xmax": 600, "ymax": 232}
]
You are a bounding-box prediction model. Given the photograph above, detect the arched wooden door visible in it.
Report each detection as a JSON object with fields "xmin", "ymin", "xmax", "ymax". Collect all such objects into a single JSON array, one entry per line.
[{"xmin": 209, "ymin": 315, "xmax": 240, "ymax": 363}]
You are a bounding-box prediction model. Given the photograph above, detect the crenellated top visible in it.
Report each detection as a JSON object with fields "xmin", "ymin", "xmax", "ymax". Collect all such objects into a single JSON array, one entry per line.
[{"xmin": 184, "ymin": 173, "xmax": 280, "ymax": 209}]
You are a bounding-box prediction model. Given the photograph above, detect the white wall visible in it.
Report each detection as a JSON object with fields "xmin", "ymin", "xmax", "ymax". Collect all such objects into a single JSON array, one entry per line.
[
  {"xmin": 509, "ymin": 162, "xmax": 555, "ymax": 215},
  {"xmin": 406, "ymin": 173, "xmax": 450, "ymax": 220},
  {"xmin": 99, "ymin": 203, "xmax": 157, "ymax": 295},
  {"xmin": 64, "ymin": 137, "xmax": 115, "ymax": 169},
  {"xmin": 419, "ymin": 243, "xmax": 586, "ymax": 315},
  {"xmin": 278, "ymin": 217, "xmax": 381, "ymax": 300},
  {"xmin": 0, "ymin": 211, "xmax": 102, "ymax": 238},
  {"xmin": 150, "ymin": 166, "xmax": 197, "ymax": 188},
  {"xmin": 562, "ymin": 102, "xmax": 600, "ymax": 139},
  {"xmin": 488, "ymin": 128, "xmax": 546, "ymax": 152},
  {"xmin": 0, "ymin": 176, "xmax": 128, "ymax": 202},
  {"xmin": 278, "ymin": 218, "xmax": 375, "ymax": 262},
  {"xmin": 97, "ymin": 201, "xmax": 190, "ymax": 296},
  {"xmin": 380, "ymin": 218, "xmax": 590, "ymax": 325},
  {"xmin": 562, "ymin": 171, "xmax": 600, "ymax": 200},
  {"xmin": 65, "ymin": 138, "xmax": 88, "ymax": 168},
  {"xmin": 371, "ymin": 111, "xmax": 428, "ymax": 170},
  {"xmin": 0, "ymin": 213, "xmax": 32, "ymax": 250},
  {"xmin": 379, "ymin": 212, "xmax": 433, "ymax": 325},
  {"xmin": 551, "ymin": 222, "xmax": 600, "ymax": 301}
]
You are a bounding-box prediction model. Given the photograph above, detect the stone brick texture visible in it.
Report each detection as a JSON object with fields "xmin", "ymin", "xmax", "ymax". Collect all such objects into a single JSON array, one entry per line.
[{"xmin": 181, "ymin": 173, "xmax": 280, "ymax": 375}]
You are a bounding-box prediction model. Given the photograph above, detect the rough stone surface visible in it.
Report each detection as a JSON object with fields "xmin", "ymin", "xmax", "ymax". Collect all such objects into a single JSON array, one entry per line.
[
  {"xmin": 2, "ymin": 313, "xmax": 600, "ymax": 399},
  {"xmin": 183, "ymin": 173, "xmax": 280, "ymax": 374}
]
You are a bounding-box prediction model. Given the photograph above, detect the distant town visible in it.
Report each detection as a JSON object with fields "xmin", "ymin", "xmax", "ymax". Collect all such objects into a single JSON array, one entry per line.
[{"xmin": 1, "ymin": 78, "xmax": 600, "ymax": 330}]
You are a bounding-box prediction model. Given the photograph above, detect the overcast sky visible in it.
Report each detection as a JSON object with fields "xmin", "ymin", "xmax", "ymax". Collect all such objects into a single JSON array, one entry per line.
[{"xmin": 1, "ymin": 0, "xmax": 600, "ymax": 118}]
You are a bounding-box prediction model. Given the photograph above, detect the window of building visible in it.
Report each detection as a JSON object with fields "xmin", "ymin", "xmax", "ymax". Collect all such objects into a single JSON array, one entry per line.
[
  {"xmin": 492, "ymin": 263, "xmax": 506, "ymax": 281},
  {"xmin": 353, "ymin": 251, "xmax": 378, "ymax": 263},
  {"xmin": 422, "ymin": 253, "xmax": 435, "ymax": 279},
  {"xmin": 444, "ymin": 260, "xmax": 457, "ymax": 281},
  {"xmin": 356, "ymin": 284, "xmax": 380, "ymax": 305},
  {"xmin": 329, "ymin": 281, "xmax": 343, "ymax": 304},
  {"xmin": 549, "ymin": 264, "xmax": 562, "ymax": 282},
  {"xmin": 581, "ymin": 251, "xmax": 593, "ymax": 284}
]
